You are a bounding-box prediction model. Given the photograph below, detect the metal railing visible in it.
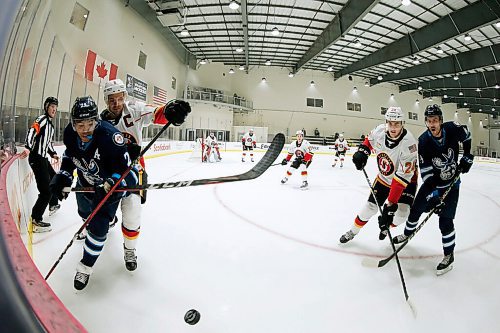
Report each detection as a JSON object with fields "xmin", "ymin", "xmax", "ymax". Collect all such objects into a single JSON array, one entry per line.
[{"xmin": 185, "ymin": 88, "xmax": 253, "ymax": 110}]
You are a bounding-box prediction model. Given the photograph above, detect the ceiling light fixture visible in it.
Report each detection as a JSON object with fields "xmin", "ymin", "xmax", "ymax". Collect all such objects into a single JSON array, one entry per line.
[
  {"xmin": 416, "ymin": 99, "xmax": 420, "ymax": 104},
  {"xmin": 239, "ymin": 65, "xmax": 245, "ymax": 70},
  {"xmin": 200, "ymin": 59, "xmax": 207, "ymax": 65},
  {"xmin": 390, "ymin": 93, "xmax": 394, "ymax": 97},
  {"xmin": 494, "ymin": 98, "xmax": 498, "ymax": 102},
  {"xmin": 265, "ymin": 59, "xmax": 271, "ymax": 66},
  {"xmin": 444, "ymin": 94, "xmax": 448, "ymax": 98},
  {"xmin": 327, "ymin": 66, "xmax": 333, "ymax": 72},
  {"xmin": 453, "ymin": 74, "xmax": 459, "ymax": 80},
  {"xmin": 402, "ymin": 0, "xmax": 411, "ymax": 6},
  {"xmin": 436, "ymin": 46, "xmax": 444, "ymax": 54},
  {"xmin": 261, "ymin": 77, "xmax": 266, "ymax": 83},
  {"xmin": 271, "ymin": 27, "xmax": 279, "ymax": 36},
  {"xmin": 429, "ymin": 97, "xmax": 433, "ymax": 102},
  {"xmin": 492, "ymin": 108, "xmax": 496, "ymax": 112},
  {"xmin": 476, "ymin": 88, "xmax": 481, "ymax": 92},
  {"xmin": 377, "ymin": 75, "xmax": 383, "ymax": 80},
  {"xmin": 354, "ymin": 39, "xmax": 362, "ymax": 48},
  {"xmin": 464, "ymin": 33, "xmax": 472, "ymax": 41},
  {"xmin": 412, "ymin": 56, "xmax": 420, "ymax": 64},
  {"xmin": 394, "ymin": 68, "xmax": 400, "ymax": 74},
  {"xmin": 288, "ymin": 72, "xmax": 294, "ymax": 78},
  {"xmin": 180, "ymin": 27, "xmax": 189, "ymax": 36},
  {"xmin": 418, "ymin": 85, "xmax": 422, "ymax": 91},
  {"xmin": 235, "ymin": 47, "xmax": 243, "ymax": 53},
  {"xmin": 464, "ymin": 102, "xmax": 468, "ymax": 106},
  {"xmin": 364, "ymin": 81, "xmax": 369, "ymax": 87},
  {"xmin": 496, "ymin": 84, "xmax": 500, "ymax": 89},
  {"xmin": 229, "ymin": 68, "xmax": 235, "ymax": 74},
  {"xmin": 459, "ymin": 91, "xmax": 464, "ymax": 96},
  {"xmin": 353, "ymin": 86, "xmax": 358, "ymax": 92},
  {"xmin": 310, "ymin": 80, "xmax": 315, "ymax": 86},
  {"xmin": 229, "ymin": 1, "xmax": 239, "ymax": 10},
  {"xmin": 496, "ymin": 22, "xmax": 500, "ymax": 28}
]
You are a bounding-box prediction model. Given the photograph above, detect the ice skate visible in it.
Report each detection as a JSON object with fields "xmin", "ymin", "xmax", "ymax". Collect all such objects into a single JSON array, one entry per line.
[
  {"xmin": 300, "ymin": 180, "xmax": 308, "ymax": 190},
  {"xmin": 251, "ymin": 158, "xmax": 254, "ymax": 162},
  {"xmin": 48, "ymin": 204, "xmax": 61, "ymax": 216},
  {"xmin": 378, "ymin": 229, "xmax": 388, "ymax": 240},
  {"xmin": 332, "ymin": 162, "xmax": 336, "ymax": 168},
  {"xmin": 74, "ymin": 261, "xmax": 93, "ymax": 290},
  {"xmin": 124, "ymin": 245, "xmax": 137, "ymax": 271},
  {"xmin": 339, "ymin": 230, "xmax": 356, "ymax": 244},
  {"xmin": 241, "ymin": 158, "xmax": 245, "ymax": 162},
  {"xmin": 392, "ymin": 234, "xmax": 408, "ymax": 244},
  {"xmin": 32, "ymin": 219, "xmax": 51, "ymax": 233},
  {"xmin": 281, "ymin": 177, "xmax": 288, "ymax": 184},
  {"xmin": 436, "ymin": 253, "xmax": 454, "ymax": 276}
]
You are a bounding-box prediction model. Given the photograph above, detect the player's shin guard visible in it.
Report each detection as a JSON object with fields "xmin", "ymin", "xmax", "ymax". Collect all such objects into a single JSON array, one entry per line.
[
  {"xmin": 82, "ymin": 231, "xmax": 107, "ymax": 268},
  {"xmin": 121, "ymin": 194, "xmax": 141, "ymax": 249}
]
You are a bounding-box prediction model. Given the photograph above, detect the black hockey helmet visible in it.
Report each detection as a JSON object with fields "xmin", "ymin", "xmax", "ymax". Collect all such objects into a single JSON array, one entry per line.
[
  {"xmin": 71, "ymin": 96, "xmax": 98, "ymax": 124},
  {"xmin": 424, "ymin": 104, "xmax": 443, "ymax": 121},
  {"xmin": 44, "ymin": 96, "xmax": 58, "ymax": 112}
]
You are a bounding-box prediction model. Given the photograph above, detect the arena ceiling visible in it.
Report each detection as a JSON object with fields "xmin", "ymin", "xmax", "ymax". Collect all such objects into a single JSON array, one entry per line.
[{"xmin": 130, "ymin": 0, "xmax": 500, "ymax": 115}]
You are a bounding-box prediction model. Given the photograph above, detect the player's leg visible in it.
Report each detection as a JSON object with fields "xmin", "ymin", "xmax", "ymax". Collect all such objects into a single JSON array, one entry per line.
[
  {"xmin": 436, "ymin": 186, "xmax": 459, "ymax": 275},
  {"xmin": 121, "ymin": 193, "xmax": 141, "ymax": 271},
  {"xmin": 332, "ymin": 151, "xmax": 339, "ymax": 167},
  {"xmin": 242, "ymin": 146, "xmax": 247, "ymax": 162},
  {"xmin": 340, "ymin": 152, "xmax": 345, "ymax": 167},
  {"xmin": 249, "ymin": 146, "xmax": 254, "ymax": 162}
]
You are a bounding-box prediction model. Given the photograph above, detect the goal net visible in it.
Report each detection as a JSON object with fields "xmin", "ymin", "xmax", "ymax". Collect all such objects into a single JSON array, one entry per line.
[{"xmin": 188, "ymin": 137, "xmax": 204, "ymax": 161}]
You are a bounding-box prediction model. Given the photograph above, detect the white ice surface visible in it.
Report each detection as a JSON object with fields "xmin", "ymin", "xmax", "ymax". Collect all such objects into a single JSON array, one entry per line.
[{"xmin": 33, "ymin": 150, "xmax": 500, "ymax": 333}]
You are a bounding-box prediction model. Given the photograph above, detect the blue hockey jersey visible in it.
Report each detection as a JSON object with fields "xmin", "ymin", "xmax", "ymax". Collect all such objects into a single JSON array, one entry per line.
[
  {"xmin": 60, "ymin": 120, "xmax": 138, "ymax": 188},
  {"xmin": 418, "ymin": 121, "xmax": 472, "ymax": 189}
]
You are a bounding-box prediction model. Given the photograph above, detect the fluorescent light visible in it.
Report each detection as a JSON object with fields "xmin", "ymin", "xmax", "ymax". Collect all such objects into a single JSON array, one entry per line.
[
  {"xmin": 229, "ymin": 1, "xmax": 239, "ymax": 10},
  {"xmin": 402, "ymin": 0, "xmax": 411, "ymax": 6},
  {"xmin": 271, "ymin": 27, "xmax": 279, "ymax": 36}
]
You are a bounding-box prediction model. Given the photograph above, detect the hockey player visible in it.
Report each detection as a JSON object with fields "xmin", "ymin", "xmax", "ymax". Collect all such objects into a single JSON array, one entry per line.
[
  {"xmin": 90, "ymin": 79, "xmax": 190, "ymax": 271},
  {"xmin": 280, "ymin": 130, "xmax": 314, "ymax": 189},
  {"xmin": 49, "ymin": 96, "xmax": 138, "ymax": 290},
  {"xmin": 339, "ymin": 106, "xmax": 418, "ymax": 243},
  {"xmin": 332, "ymin": 133, "xmax": 349, "ymax": 168},
  {"xmin": 393, "ymin": 104, "xmax": 473, "ymax": 275},
  {"xmin": 241, "ymin": 128, "xmax": 256, "ymax": 162},
  {"xmin": 203, "ymin": 132, "xmax": 221, "ymax": 162}
]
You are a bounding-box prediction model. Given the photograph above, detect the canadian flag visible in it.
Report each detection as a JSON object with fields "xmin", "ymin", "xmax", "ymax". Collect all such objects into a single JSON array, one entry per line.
[{"xmin": 84, "ymin": 49, "xmax": 118, "ymax": 84}]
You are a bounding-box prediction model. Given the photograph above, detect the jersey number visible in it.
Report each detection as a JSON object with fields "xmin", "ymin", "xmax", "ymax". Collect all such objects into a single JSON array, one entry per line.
[{"xmin": 404, "ymin": 161, "xmax": 417, "ymax": 174}]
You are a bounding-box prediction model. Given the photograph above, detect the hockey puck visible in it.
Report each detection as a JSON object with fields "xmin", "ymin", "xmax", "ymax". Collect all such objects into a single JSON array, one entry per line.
[{"xmin": 184, "ymin": 309, "xmax": 201, "ymax": 325}]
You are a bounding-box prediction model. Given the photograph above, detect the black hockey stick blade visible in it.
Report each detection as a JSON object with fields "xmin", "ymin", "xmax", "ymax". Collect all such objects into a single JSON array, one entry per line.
[{"xmin": 69, "ymin": 133, "xmax": 286, "ymax": 192}]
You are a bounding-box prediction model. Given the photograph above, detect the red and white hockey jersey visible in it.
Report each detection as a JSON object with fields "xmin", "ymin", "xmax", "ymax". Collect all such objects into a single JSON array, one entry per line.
[
  {"xmin": 363, "ymin": 124, "xmax": 418, "ymax": 203},
  {"xmin": 205, "ymin": 135, "xmax": 219, "ymax": 148},
  {"xmin": 335, "ymin": 138, "xmax": 349, "ymax": 153},
  {"xmin": 285, "ymin": 139, "xmax": 314, "ymax": 162},
  {"xmin": 242, "ymin": 132, "xmax": 256, "ymax": 147}
]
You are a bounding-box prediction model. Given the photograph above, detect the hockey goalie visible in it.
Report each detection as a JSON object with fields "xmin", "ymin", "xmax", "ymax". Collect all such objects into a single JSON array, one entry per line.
[{"xmin": 203, "ymin": 132, "xmax": 222, "ymax": 162}]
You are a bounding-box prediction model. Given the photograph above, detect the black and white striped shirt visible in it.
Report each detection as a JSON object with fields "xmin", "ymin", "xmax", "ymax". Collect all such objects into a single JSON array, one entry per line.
[{"xmin": 25, "ymin": 114, "xmax": 56, "ymax": 158}]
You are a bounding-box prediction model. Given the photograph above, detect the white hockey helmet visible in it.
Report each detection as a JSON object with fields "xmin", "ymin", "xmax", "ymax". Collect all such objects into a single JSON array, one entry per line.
[
  {"xmin": 385, "ymin": 106, "xmax": 404, "ymax": 122},
  {"xmin": 210, "ymin": 132, "xmax": 215, "ymax": 137},
  {"xmin": 296, "ymin": 130, "xmax": 304, "ymax": 136},
  {"xmin": 103, "ymin": 79, "xmax": 127, "ymax": 102},
  {"xmin": 339, "ymin": 133, "xmax": 344, "ymax": 138},
  {"xmin": 249, "ymin": 128, "xmax": 254, "ymax": 133}
]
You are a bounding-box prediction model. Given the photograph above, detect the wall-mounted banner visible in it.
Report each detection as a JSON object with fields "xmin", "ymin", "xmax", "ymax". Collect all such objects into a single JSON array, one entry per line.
[
  {"xmin": 85, "ymin": 49, "xmax": 118, "ymax": 84},
  {"xmin": 126, "ymin": 74, "xmax": 147, "ymax": 101}
]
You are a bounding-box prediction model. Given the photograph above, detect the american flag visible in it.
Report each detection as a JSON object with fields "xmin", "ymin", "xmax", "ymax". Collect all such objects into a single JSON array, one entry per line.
[{"xmin": 152, "ymin": 86, "xmax": 167, "ymax": 106}]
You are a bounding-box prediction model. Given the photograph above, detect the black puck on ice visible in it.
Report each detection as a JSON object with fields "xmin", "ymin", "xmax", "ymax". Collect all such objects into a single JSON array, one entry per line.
[{"xmin": 184, "ymin": 309, "xmax": 201, "ymax": 325}]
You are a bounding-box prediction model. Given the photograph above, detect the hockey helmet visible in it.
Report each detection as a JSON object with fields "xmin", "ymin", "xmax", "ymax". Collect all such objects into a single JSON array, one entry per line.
[
  {"xmin": 103, "ymin": 79, "xmax": 127, "ymax": 102},
  {"xmin": 339, "ymin": 133, "xmax": 344, "ymax": 138},
  {"xmin": 296, "ymin": 130, "xmax": 304, "ymax": 137},
  {"xmin": 385, "ymin": 106, "xmax": 404, "ymax": 122},
  {"xmin": 44, "ymin": 96, "xmax": 58, "ymax": 112},
  {"xmin": 424, "ymin": 104, "xmax": 443, "ymax": 120},
  {"xmin": 71, "ymin": 96, "xmax": 98, "ymax": 125},
  {"xmin": 210, "ymin": 132, "xmax": 215, "ymax": 137}
]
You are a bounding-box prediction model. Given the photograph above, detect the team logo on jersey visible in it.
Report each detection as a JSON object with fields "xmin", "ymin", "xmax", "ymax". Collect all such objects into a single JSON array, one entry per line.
[
  {"xmin": 377, "ymin": 152, "xmax": 395, "ymax": 176},
  {"xmin": 112, "ymin": 132, "xmax": 125, "ymax": 146},
  {"xmin": 432, "ymin": 148, "xmax": 456, "ymax": 181},
  {"xmin": 121, "ymin": 132, "xmax": 137, "ymax": 145}
]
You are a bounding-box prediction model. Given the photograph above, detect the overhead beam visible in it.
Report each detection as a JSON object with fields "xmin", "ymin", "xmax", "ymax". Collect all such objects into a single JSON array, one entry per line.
[
  {"xmin": 400, "ymin": 70, "xmax": 500, "ymax": 92},
  {"xmin": 424, "ymin": 89, "xmax": 499, "ymax": 100},
  {"xmin": 241, "ymin": 0, "xmax": 249, "ymax": 73},
  {"xmin": 293, "ymin": 0, "xmax": 378, "ymax": 73},
  {"xmin": 335, "ymin": 0, "xmax": 500, "ymax": 79},
  {"xmin": 128, "ymin": 0, "xmax": 197, "ymax": 69},
  {"xmin": 443, "ymin": 97, "xmax": 499, "ymax": 107},
  {"xmin": 371, "ymin": 44, "xmax": 500, "ymax": 85}
]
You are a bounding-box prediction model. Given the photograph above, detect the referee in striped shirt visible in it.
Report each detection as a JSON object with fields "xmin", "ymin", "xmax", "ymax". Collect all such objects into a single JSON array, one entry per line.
[{"xmin": 19, "ymin": 97, "xmax": 61, "ymax": 232}]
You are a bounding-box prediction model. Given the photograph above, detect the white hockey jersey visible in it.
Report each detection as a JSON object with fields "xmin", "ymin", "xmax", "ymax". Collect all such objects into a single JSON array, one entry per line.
[
  {"xmin": 205, "ymin": 135, "xmax": 219, "ymax": 148},
  {"xmin": 364, "ymin": 124, "xmax": 418, "ymax": 187},
  {"xmin": 101, "ymin": 100, "xmax": 167, "ymax": 147},
  {"xmin": 335, "ymin": 138, "xmax": 349, "ymax": 153},
  {"xmin": 286, "ymin": 139, "xmax": 314, "ymax": 161},
  {"xmin": 242, "ymin": 132, "xmax": 256, "ymax": 147}
]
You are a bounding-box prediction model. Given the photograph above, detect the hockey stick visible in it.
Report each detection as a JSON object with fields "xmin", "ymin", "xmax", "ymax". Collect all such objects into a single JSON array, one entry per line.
[
  {"xmin": 44, "ymin": 121, "xmax": 172, "ymax": 280},
  {"xmin": 65, "ymin": 133, "xmax": 286, "ymax": 193},
  {"xmin": 362, "ymin": 169, "xmax": 415, "ymax": 315},
  {"xmin": 368, "ymin": 171, "xmax": 462, "ymax": 269}
]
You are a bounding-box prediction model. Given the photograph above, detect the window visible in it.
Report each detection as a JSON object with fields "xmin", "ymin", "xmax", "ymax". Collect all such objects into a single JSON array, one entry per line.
[
  {"xmin": 348, "ymin": 102, "xmax": 361, "ymax": 112},
  {"xmin": 69, "ymin": 2, "xmax": 89, "ymax": 31},
  {"xmin": 171, "ymin": 76, "xmax": 177, "ymax": 90},
  {"xmin": 307, "ymin": 98, "xmax": 323, "ymax": 108},
  {"xmin": 138, "ymin": 51, "xmax": 147, "ymax": 69},
  {"xmin": 408, "ymin": 112, "xmax": 418, "ymax": 120},
  {"xmin": 381, "ymin": 107, "xmax": 388, "ymax": 115},
  {"xmin": 498, "ymin": 132, "xmax": 500, "ymax": 140}
]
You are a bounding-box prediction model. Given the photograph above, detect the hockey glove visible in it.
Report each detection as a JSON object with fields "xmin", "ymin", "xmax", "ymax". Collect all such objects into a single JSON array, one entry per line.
[
  {"xmin": 128, "ymin": 143, "xmax": 141, "ymax": 162},
  {"xmin": 49, "ymin": 171, "xmax": 73, "ymax": 201},
  {"xmin": 94, "ymin": 177, "xmax": 120, "ymax": 203},
  {"xmin": 378, "ymin": 203, "xmax": 398, "ymax": 231},
  {"xmin": 352, "ymin": 144, "xmax": 370, "ymax": 170},
  {"xmin": 459, "ymin": 154, "xmax": 473, "ymax": 173},
  {"xmin": 281, "ymin": 158, "xmax": 288, "ymax": 165},
  {"xmin": 426, "ymin": 190, "xmax": 445, "ymax": 214},
  {"xmin": 164, "ymin": 100, "xmax": 191, "ymax": 126}
]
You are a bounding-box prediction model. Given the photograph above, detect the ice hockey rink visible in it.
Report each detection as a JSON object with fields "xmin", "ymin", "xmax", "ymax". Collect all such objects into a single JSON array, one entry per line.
[{"xmin": 32, "ymin": 150, "xmax": 500, "ymax": 333}]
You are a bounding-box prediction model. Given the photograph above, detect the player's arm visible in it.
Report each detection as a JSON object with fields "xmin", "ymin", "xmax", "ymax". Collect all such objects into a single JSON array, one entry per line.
[
  {"xmin": 49, "ymin": 149, "xmax": 75, "ymax": 201},
  {"xmin": 456, "ymin": 123, "xmax": 473, "ymax": 173},
  {"xmin": 387, "ymin": 143, "xmax": 417, "ymax": 204}
]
